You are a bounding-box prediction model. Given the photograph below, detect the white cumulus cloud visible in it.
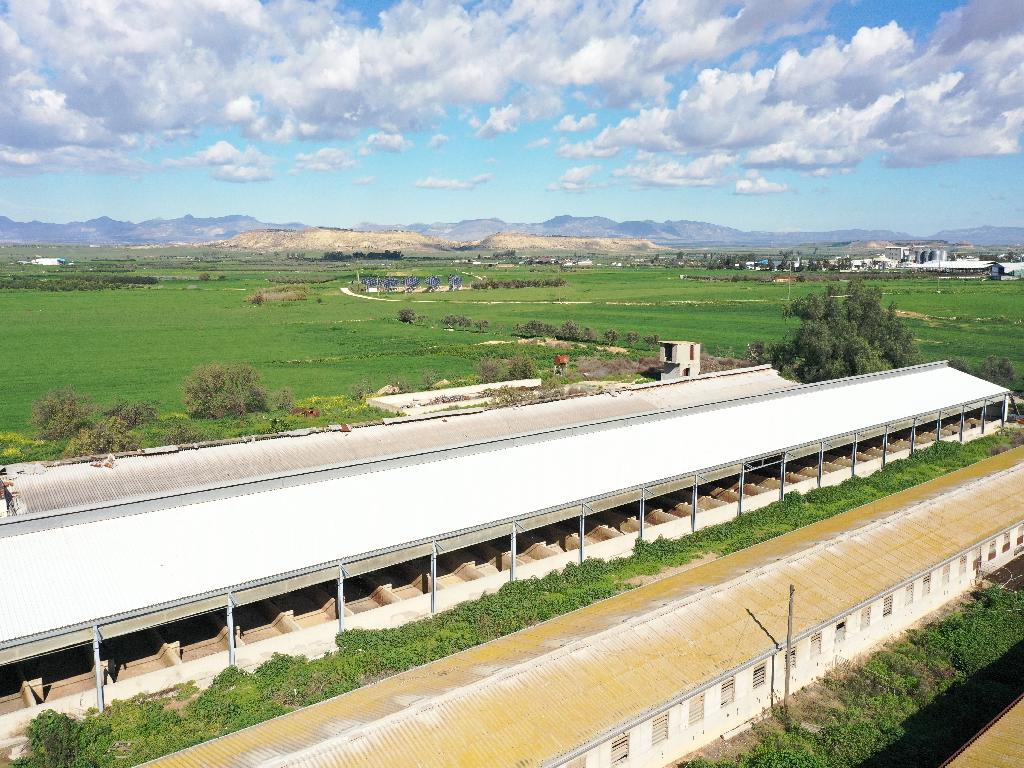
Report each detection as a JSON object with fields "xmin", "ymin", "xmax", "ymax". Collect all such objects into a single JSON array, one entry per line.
[
  {"xmin": 165, "ymin": 140, "xmax": 273, "ymax": 182},
  {"xmin": 292, "ymin": 147, "xmax": 355, "ymax": 173},
  {"xmin": 734, "ymin": 170, "xmax": 788, "ymax": 194},
  {"xmin": 414, "ymin": 173, "xmax": 493, "ymax": 190},
  {"xmin": 547, "ymin": 164, "xmax": 603, "ymax": 192},
  {"xmin": 555, "ymin": 113, "xmax": 598, "ymax": 132}
]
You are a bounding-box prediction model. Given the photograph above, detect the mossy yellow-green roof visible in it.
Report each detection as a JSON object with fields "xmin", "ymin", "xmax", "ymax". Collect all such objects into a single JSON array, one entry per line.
[
  {"xmin": 148, "ymin": 447, "xmax": 1024, "ymax": 768},
  {"xmin": 944, "ymin": 693, "xmax": 1024, "ymax": 768}
]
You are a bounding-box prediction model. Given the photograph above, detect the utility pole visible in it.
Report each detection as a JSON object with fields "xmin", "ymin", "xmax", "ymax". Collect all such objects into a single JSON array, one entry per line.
[{"xmin": 784, "ymin": 584, "xmax": 795, "ymax": 712}]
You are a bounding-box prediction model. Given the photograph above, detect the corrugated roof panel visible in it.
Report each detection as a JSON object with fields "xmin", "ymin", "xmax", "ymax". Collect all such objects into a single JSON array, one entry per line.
[
  {"xmin": 945, "ymin": 693, "xmax": 1024, "ymax": 768},
  {"xmin": 146, "ymin": 450, "xmax": 1024, "ymax": 768},
  {"xmin": 1, "ymin": 365, "xmax": 1004, "ymax": 649},
  {"xmin": 6, "ymin": 368, "xmax": 794, "ymax": 517}
]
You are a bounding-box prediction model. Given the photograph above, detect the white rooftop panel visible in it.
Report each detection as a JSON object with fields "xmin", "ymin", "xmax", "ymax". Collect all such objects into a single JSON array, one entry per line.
[{"xmin": 0, "ymin": 364, "xmax": 1006, "ymax": 647}]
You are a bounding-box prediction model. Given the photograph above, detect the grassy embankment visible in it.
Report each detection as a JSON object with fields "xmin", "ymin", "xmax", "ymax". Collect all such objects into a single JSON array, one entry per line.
[
  {"xmin": 2, "ymin": 260, "xmax": 1021, "ymax": 462},
  {"xmin": 9, "ymin": 434, "xmax": 1019, "ymax": 767}
]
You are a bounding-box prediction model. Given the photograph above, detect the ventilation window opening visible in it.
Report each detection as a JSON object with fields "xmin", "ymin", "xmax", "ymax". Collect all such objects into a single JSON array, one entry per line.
[
  {"xmin": 883, "ymin": 594, "xmax": 894, "ymax": 617},
  {"xmin": 753, "ymin": 663, "xmax": 767, "ymax": 689},
  {"xmin": 959, "ymin": 555, "xmax": 968, "ymax": 575},
  {"xmin": 788, "ymin": 647, "xmax": 797, "ymax": 669},
  {"xmin": 1003, "ymin": 533, "xmax": 1011, "ymax": 552},
  {"xmin": 651, "ymin": 712, "xmax": 669, "ymax": 746},
  {"xmin": 611, "ymin": 733, "xmax": 630, "ymax": 765},
  {"xmin": 688, "ymin": 692, "xmax": 705, "ymax": 726},
  {"xmin": 942, "ymin": 563, "xmax": 951, "ymax": 586},
  {"xmin": 860, "ymin": 606, "xmax": 871, "ymax": 630},
  {"xmin": 905, "ymin": 583, "xmax": 915, "ymax": 607},
  {"xmin": 1017, "ymin": 526, "xmax": 1023, "ymax": 546},
  {"xmin": 721, "ymin": 677, "xmax": 735, "ymax": 707},
  {"xmin": 835, "ymin": 620, "xmax": 847, "ymax": 644},
  {"xmin": 988, "ymin": 542, "xmax": 997, "ymax": 561},
  {"xmin": 923, "ymin": 574, "xmax": 932, "ymax": 596},
  {"xmin": 810, "ymin": 631, "xmax": 823, "ymax": 657}
]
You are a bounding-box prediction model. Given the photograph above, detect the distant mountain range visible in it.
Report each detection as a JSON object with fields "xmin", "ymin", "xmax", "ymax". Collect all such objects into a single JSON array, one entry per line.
[
  {"xmin": 2, "ymin": 213, "xmax": 1022, "ymax": 247},
  {"xmin": 0, "ymin": 214, "xmax": 305, "ymax": 245}
]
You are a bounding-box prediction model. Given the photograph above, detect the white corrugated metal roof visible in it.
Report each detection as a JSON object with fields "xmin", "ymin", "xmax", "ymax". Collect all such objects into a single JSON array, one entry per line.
[
  {"xmin": 4, "ymin": 367, "xmax": 793, "ymax": 518},
  {"xmin": 0, "ymin": 364, "xmax": 1006, "ymax": 648}
]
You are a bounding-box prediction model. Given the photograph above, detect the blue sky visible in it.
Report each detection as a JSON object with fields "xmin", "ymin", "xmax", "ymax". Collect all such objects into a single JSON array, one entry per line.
[{"xmin": 0, "ymin": 0, "xmax": 1022, "ymax": 234}]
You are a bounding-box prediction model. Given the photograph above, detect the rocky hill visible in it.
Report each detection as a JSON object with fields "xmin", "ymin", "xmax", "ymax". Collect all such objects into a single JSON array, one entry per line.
[
  {"xmin": 217, "ymin": 227, "xmax": 667, "ymax": 253},
  {"xmin": 218, "ymin": 227, "xmax": 455, "ymax": 252},
  {"xmin": 474, "ymin": 232, "xmax": 665, "ymax": 252}
]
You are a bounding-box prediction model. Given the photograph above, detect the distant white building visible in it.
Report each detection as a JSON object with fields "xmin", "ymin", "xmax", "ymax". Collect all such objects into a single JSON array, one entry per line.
[{"xmin": 29, "ymin": 257, "xmax": 66, "ymax": 266}]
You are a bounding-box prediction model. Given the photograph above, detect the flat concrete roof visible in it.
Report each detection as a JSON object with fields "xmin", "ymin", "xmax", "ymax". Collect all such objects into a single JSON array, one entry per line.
[{"xmin": 145, "ymin": 448, "xmax": 1024, "ymax": 768}]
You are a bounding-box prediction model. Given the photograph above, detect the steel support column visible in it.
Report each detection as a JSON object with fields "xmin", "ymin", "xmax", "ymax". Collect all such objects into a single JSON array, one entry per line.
[
  {"xmin": 817, "ymin": 442, "xmax": 824, "ymax": 488},
  {"xmin": 226, "ymin": 593, "xmax": 236, "ymax": 667},
  {"xmin": 981, "ymin": 399, "xmax": 988, "ymax": 434},
  {"xmin": 579, "ymin": 504, "xmax": 587, "ymax": 564},
  {"xmin": 881, "ymin": 424, "xmax": 889, "ymax": 468},
  {"xmin": 92, "ymin": 625, "xmax": 104, "ymax": 713},
  {"xmin": 430, "ymin": 543, "xmax": 438, "ymax": 614},
  {"xmin": 779, "ymin": 454, "xmax": 787, "ymax": 501},
  {"xmin": 1002, "ymin": 394, "xmax": 1009, "ymax": 428},
  {"xmin": 510, "ymin": 523, "xmax": 517, "ymax": 582},
  {"xmin": 737, "ymin": 464, "xmax": 746, "ymax": 517},
  {"xmin": 936, "ymin": 409, "xmax": 942, "ymax": 443},
  {"xmin": 337, "ymin": 565, "xmax": 347, "ymax": 634},
  {"xmin": 638, "ymin": 488, "xmax": 646, "ymax": 542},
  {"xmin": 959, "ymin": 405, "xmax": 965, "ymax": 442},
  {"xmin": 691, "ymin": 475, "xmax": 699, "ymax": 532},
  {"xmin": 851, "ymin": 433, "xmax": 858, "ymax": 477},
  {"xmin": 910, "ymin": 418, "xmax": 917, "ymax": 455}
]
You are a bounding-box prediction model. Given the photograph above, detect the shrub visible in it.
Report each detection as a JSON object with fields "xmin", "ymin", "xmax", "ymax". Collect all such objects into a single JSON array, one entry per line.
[
  {"xmin": 421, "ymin": 370, "xmax": 443, "ymax": 389},
  {"xmin": 269, "ymin": 387, "xmax": 294, "ymax": 411},
  {"xmin": 442, "ymin": 314, "xmax": 472, "ymax": 330},
  {"xmin": 103, "ymin": 400, "xmax": 158, "ymax": 429},
  {"xmin": 397, "ymin": 309, "xmax": 417, "ymax": 324},
  {"xmin": 603, "ymin": 329, "xmax": 619, "ymax": 344},
  {"xmin": 642, "ymin": 334, "xmax": 660, "ymax": 348},
  {"xmin": 977, "ymin": 356, "xmax": 1017, "ymax": 389},
  {"xmin": 198, "ymin": 272, "xmax": 211, "ymax": 281},
  {"xmin": 557, "ymin": 320, "xmax": 582, "ymax": 341},
  {"xmin": 581, "ymin": 327, "xmax": 597, "ymax": 342},
  {"xmin": 182, "ymin": 363, "xmax": 269, "ymax": 419},
  {"xmin": 474, "ymin": 319, "xmax": 490, "ymax": 333},
  {"xmin": 31, "ymin": 387, "xmax": 96, "ymax": 439},
  {"xmin": 163, "ymin": 423, "xmax": 203, "ymax": 445},
  {"xmin": 513, "ymin": 319, "xmax": 557, "ymax": 338},
  {"xmin": 477, "ymin": 358, "xmax": 505, "ymax": 383},
  {"xmin": 21, "ymin": 709, "xmax": 84, "ymax": 768},
  {"xmin": 64, "ymin": 418, "xmax": 140, "ymax": 457},
  {"xmin": 625, "ymin": 331, "xmax": 640, "ymax": 345},
  {"xmin": 507, "ymin": 355, "xmax": 537, "ymax": 380}
]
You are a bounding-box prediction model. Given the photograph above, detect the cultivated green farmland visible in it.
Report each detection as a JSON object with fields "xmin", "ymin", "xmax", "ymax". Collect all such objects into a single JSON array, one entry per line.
[{"xmin": 1, "ymin": 254, "xmax": 1022, "ymax": 439}]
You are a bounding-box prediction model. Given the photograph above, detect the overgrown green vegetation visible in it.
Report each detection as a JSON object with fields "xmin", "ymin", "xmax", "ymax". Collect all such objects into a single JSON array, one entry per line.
[
  {"xmin": 681, "ymin": 586, "xmax": 1024, "ymax": 768},
  {"xmin": 10, "ymin": 435, "xmax": 1016, "ymax": 768},
  {"xmin": 764, "ymin": 281, "xmax": 918, "ymax": 382}
]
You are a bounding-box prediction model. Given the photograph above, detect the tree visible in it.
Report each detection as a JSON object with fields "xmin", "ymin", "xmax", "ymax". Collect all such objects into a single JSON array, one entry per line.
[
  {"xmin": 769, "ymin": 281, "xmax": 917, "ymax": 383},
  {"xmin": 977, "ymin": 356, "xmax": 1017, "ymax": 388},
  {"xmin": 603, "ymin": 329, "xmax": 619, "ymax": 344},
  {"xmin": 625, "ymin": 331, "xmax": 640, "ymax": 346},
  {"xmin": 397, "ymin": 309, "xmax": 417, "ymax": 324},
  {"xmin": 31, "ymin": 387, "xmax": 96, "ymax": 439},
  {"xmin": 182, "ymin": 363, "xmax": 269, "ymax": 418}
]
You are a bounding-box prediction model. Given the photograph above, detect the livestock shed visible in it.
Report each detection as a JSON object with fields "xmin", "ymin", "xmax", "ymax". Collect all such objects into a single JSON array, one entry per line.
[
  {"xmin": 0, "ymin": 362, "xmax": 1010, "ymax": 733},
  {"xmin": 941, "ymin": 691, "xmax": 1024, "ymax": 767},
  {"xmin": 146, "ymin": 448, "xmax": 1024, "ymax": 768}
]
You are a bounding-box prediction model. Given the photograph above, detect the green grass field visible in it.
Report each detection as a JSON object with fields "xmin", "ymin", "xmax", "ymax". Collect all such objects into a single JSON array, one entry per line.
[{"xmin": 2, "ymin": 254, "xmax": 1021, "ymax": 440}]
